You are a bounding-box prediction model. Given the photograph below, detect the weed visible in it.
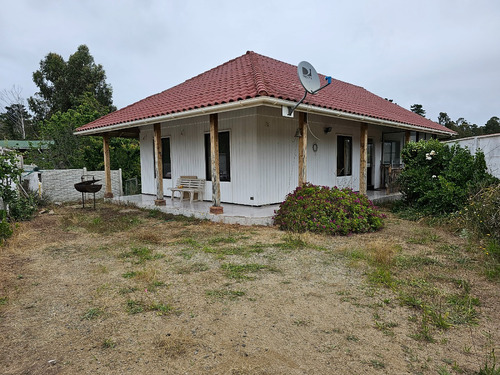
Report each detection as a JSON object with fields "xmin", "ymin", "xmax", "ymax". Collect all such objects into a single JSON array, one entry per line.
[
  {"xmin": 410, "ymin": 312, "xmax": 435, "ymax": 343},
  {"xmin": 122, "ymin": 271, "xmax": 138, "ymax": 279},
  {"xmin": 208, "ymin": 235, "xmax": 238, "ymax": 245},
  {"xmin": 149, "ymin": 302, "xmax": 173, "ymax": 316},
  {"xmin": 437, "ymin": 365, "xmax": 451, "ymax": 375},
  {"xmin": 368, "ymin": 359, "xmax": 385, "ymax": 369},
  {"xmin": 126, "ymin": 300, "xmax": 144, "ymax": 314},
  {"xmin": 177, "ymin": 249, "xmax": 194, "ymax": 260},
  {"xmin": 274, "ymin": 234, "xmax": 307, "ymax": 250},
  {"xmin": 395, "ymin": 255, "xmax": 442, "ymax": 269},
  {"xmin": 177, "ymin": 238, "xmax": 201, "ymax": 248},
  {"xmin": 368, "ymin": 267, "xmax": 394, "ymax": 288},
  {"xmin": 177, "ymin": 262, "xmax": 209, "ymax": 274},
  {"xmin": 221, "ymin": 263, "xmax": 277, "ymax": 280},
  {"xmin": 374, "ymin": 321, "xmax": 398, "ymax": 336},
  {"xmin": 446, "ymin": 294, "xmax": 479, "ymax": 325},
  {"xmin": 346, "ymin": 334, "xmax": 359, "ymax": 342},
  {"xmin": 119, "ymin": 246, "xmax": 164, "ymax": 264},
  {"xmin": 0, "ymin": 296, "xmax": 8, "ymax": 305},
  {"xmin": 119, "ymin": 286, "xmax": 138, "ymax": 295},
  {"xmin": 102, "ymin": 338, "xmax": 116, "ymax": 349},
  {"xmin": 81, "ymin": 307, "xmax": 104, "ymax": 320}
]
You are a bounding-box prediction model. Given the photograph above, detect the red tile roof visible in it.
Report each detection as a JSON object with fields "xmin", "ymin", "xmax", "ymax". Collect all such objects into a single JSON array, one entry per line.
[{"xmin": 76, "ymin": 51, "xmax": 454, "ymax": 134}]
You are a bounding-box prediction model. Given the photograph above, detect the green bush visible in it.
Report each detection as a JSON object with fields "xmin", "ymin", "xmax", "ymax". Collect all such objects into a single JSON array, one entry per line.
[
  {"xmin": 398, "ymin": 139, "xmax": 497, "ymax": 215},
  {"xmin": 461, "ymin": 183, "xmax": 500, "ymax": 244},
  {"xmin": 8, "ymin": 193, "xmax": 39, "ymax": 222},
  {"xmin": 0, "ymin": 210, "xmax": 13, "ymax": 245},
  {"xmin": 273, "ymin": 183, "xmax": 385, "ymax": 235}
]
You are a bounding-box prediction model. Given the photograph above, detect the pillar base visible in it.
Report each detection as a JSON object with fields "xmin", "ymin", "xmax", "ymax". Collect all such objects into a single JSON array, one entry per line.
[
  {"xmin": 104, "ymin": 192, "xmax": 114, "ymax": 199},
  {"xmin": 210, "ymin": 206, "xmax": 224, "ymax": 215},
  {"xmin": 155, "ymin": 199, "xmax": 166, "ymax": 206}
]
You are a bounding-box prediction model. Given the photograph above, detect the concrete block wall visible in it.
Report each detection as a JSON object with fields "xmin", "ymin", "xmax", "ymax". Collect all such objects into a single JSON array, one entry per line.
[{"xmin": 38, "ymin": 168, "xmax": 122, "ymax": 202}]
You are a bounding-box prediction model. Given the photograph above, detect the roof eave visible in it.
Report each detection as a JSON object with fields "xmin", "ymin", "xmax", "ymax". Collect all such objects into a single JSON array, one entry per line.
[{"xmin": 74, "ymin": 96, "xmax": 456, "ymax": 137}]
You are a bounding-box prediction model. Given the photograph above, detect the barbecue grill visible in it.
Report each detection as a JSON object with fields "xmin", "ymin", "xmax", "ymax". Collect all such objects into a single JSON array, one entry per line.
[{"xmin": 74, "ymin": 175, "xmax": 102, "ymax": 209}]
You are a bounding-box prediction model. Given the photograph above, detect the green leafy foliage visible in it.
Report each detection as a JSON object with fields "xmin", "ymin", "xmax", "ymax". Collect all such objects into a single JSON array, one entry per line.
[
  {"xmin": 0, "ymin": 150, "xmax": 22, "ymax": 207},
  {"xmin": 461, "ymin": 183, "xmax": 500, "ymax": 245},
  {"xmin": 7, "ymin": 193, "xmax": 39, "ymax": 221},
  {"xmin": 28, "ymin": 44, "xmax": 115, "ymax": 122},
  {"xmin": 398, "ymin": 139, "xmax": 498, "ymax": 215},
  {"xmin": 273, "ymin": 183, "xmax": 385, "ymax": 235},
  {"xmin": 0, "ymin": 211, "xmax": 13, "ymax": 245}
]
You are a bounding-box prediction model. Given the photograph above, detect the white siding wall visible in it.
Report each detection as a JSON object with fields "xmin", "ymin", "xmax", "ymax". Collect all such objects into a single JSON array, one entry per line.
[
  {"xmin": 139, "ymin": 105, "xmax": 408, "ymax": 206},
  {"xmin": 139, "ymin": 108, "xmax": 260, "ymax": 205}
]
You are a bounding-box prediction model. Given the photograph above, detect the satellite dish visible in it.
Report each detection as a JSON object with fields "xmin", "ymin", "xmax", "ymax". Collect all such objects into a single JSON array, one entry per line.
[
  {"xmin": 298, "ymin": 61, "xmax": 321, "ymax": 94},
  {"xmin": 285, "ymin": 61, "xmax": 332, "ymax": 116}
]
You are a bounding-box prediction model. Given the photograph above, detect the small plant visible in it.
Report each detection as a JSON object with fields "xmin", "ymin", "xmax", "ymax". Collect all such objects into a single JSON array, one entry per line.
[
  {"xmin": 0, "ymin": 296, "xmax": 8, "ymax": 305},
  {"xmin": 273, "ymin": 183, "xmax": 385, "ymax": 235},
  {"xmin": 221, "ymin": 263, "xmax": 277, "ymax": 280},
  {"xmin": 81, "ymin": 307, "xmax": 104, "ymax": 320},
  {"xmin": 0, "ymin": 212, "xmax": 13, "ymax": 245},
  {"xmin": 126, "ymin": 299, "xmax": 144, "ymax": 314},
  {"xmin": 102, "ymin": 338, "xmax": 116, "ymax": 349},
  {"xmin": 122, "ymin": 271, "xmax": 138, "ymax": 279},
  {"xmin": 177, "ymin": 262, "xmax": 209, "ymax": 274},
  {"xmin": 149, "ymin": 302, "xmax": 173, "ymax": 316}
]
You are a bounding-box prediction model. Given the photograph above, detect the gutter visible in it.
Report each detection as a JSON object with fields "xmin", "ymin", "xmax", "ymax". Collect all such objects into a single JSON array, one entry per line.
[{"xmin": 74, "ymin": 97, "xmax": 455, "ymax": 137}]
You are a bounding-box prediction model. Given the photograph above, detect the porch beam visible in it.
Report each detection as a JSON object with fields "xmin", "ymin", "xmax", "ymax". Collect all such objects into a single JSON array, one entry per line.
[
  {"xmin": 103, "ymin": 133, "xmax": 113, "ymax": 198},
  {"xmin": 298, "ymin": 112, "xmax": 308, "ymax": 187},
  {"xmin": 359, "ymin": 123, "xmax": 368, "ymax": 195},
  {"xmin": 153, "ymin": 123, "xmax": 166, "ymax": 206},
  {"xmin": 209, "ymin": 113, "xmax": 223, "ymax": 214}
]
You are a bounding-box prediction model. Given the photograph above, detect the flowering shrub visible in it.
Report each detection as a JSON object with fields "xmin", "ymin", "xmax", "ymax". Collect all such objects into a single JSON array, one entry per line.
[
  {"xmin": 461, "ymin": 183, "xmax": 500, "ymax": 244},
  {"xmin": 273, "ymin": 183, "xmax": 386, "ymax": 235},
  {"xmin": 398, "ymin": 139, "xmax": 497, "ymax": 215}
]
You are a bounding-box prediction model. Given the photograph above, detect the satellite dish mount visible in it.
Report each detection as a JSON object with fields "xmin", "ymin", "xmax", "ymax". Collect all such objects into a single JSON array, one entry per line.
[{"xmin": 286, "ymin": 61, "xmax": 332, "ymax": 116}]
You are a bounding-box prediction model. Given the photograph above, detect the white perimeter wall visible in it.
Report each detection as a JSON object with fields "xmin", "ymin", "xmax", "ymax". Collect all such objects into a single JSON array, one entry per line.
[{"xmin": 444, "ymin": 134, "xmax": 500, "ymax": 179}]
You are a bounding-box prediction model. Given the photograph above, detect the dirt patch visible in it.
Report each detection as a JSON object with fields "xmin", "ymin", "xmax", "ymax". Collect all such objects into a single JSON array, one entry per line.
[{"xmin": 0, "ymin": 204, "xmax": 498, "ymax": 374}]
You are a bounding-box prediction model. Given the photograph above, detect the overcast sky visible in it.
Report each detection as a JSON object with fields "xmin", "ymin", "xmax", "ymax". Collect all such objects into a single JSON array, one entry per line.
[{"xmin": 1, "ymin": 0, "xmax": 499, "ymax": 126}]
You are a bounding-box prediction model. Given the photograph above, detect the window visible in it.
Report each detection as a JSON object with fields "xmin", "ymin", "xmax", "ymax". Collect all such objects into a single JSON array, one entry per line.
[
  {"xmin": 205, "ymin": 131, "xmax": 230, "ymax": 182},
  {"xmin": 162, "ymin": 137, "xmax": 171, "ymax": 179},
  {"xmin": 337, "ymin": 135, "xmax": 352, "ymax": 176},
  {"xmin": 382, "ymin": 141, "xmax": 401, "ymax": 165}
]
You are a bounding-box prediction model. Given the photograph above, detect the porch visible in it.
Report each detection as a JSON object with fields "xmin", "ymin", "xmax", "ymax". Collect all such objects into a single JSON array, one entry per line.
[{"xmin": 113, "ymin": 190, "xmax": 401, "ymax": 226}]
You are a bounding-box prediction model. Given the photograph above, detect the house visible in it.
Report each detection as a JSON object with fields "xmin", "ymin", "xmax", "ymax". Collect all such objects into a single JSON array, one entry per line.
[
  {"xmin": 75, "ymin": 51, "xmax": 455, "ymax": 213},
  {"xmin": 443, "ymin": 133, "xmax": 500, "ymax": 179}
]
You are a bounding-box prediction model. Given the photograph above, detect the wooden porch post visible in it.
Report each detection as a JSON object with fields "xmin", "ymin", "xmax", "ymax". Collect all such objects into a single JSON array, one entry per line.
[
  {"xmin": 209, "ymin": 113, "xmax": 223, "ymax": 214},
  {"xmin": 359, "ymin": 123, "xmax": 368, "ymax": 195},
  {"xmin": 153, "ymin": 123, "xmax": 166, "ymax": 206},
  {"xmin": 298, "ymin": 112, "xmax": 308, "ymax": 187},
  {"xmin": 103, "ymin": 134, "xmax": 113, "ymax": 198},
  {"xmin": 405, "ymin": 130, "xmax": 411, "ymax": 145}
]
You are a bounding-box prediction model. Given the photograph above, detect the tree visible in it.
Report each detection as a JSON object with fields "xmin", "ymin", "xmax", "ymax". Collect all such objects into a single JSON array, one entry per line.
[
  {"xmin": 410, "ymin": 104, "xmax": 426, "ymax": 117},
  {"xmin": 484, "ymin": 116, "xmax": 500, "ymax": 135},
  {"xmin": 27, "ymin": 94, "xmax": 140, "ymax": 180},
  {"xmin": 0, "ymin": 86, "xmax": 35, "ymax": 139},
  {"xmin": 28, "ymin": 45, "xmax": 115, "ymax": 123}
]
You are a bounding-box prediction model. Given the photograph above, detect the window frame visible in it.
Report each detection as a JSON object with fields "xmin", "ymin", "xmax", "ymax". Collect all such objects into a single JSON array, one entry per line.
[
  {"xmin": 204, "ymin": 131, "xmax": 231, "ymax": 182},
  {"xmin": 161, "ymin": 137, "xmax": 172, "ymax": 179},
  {"xmin": 337, "ymin": 135, "xmax": 353, "ymax": 177}
]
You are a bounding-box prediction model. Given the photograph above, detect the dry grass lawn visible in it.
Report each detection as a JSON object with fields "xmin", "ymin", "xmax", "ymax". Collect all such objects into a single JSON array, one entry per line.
[{"xmin": 0, "ymin": 203, "xmax": 498, "ymax": 374}]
